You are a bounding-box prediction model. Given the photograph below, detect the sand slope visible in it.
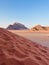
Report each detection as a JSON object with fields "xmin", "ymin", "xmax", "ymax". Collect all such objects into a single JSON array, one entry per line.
[{"xmin": 0, "ymin": 28, "xmax": 49, "ymax": 65}]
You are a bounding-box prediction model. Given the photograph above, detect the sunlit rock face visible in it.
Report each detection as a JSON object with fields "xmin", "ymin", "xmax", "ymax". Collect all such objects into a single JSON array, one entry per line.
[{"xmin": 31, "ymin": 25, "xmax": 49, "ymax": 31}]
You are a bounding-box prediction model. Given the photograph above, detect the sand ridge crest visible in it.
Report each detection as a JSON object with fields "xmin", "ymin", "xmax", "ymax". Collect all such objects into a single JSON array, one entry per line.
[{"xmin": 0, "ymin": 28, "xmax": 49, "ymax": 65}]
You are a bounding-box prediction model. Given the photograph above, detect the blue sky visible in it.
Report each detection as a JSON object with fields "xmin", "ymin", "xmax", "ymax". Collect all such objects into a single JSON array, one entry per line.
[{"xmin": 0, "ymin": 0, "xmax": 49, "ymax": 28}]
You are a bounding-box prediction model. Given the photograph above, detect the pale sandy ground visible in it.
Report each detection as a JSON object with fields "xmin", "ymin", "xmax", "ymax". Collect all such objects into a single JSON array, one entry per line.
[{"xmin": 9, "ymin": 30, "xmax": 49, "ymax": 48}]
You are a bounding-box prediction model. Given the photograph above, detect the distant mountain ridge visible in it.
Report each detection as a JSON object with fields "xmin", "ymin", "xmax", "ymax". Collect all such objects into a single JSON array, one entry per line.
[
  {"xmin": 31, "ymin": 25, "xmax": 49, "ymax": 31},
  {"xmin": 7, "ymin": 23, "xmax": 49, "ymax": 31},
  {"xmin": 7, "ymin": 22, "xmax": 28, "ymax": 30}
]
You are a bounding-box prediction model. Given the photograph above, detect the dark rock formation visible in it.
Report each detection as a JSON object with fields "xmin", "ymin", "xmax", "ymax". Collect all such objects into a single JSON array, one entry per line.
[{"xmin": 7, "ymin": 23, "xmax": 28, "ymax": 30}]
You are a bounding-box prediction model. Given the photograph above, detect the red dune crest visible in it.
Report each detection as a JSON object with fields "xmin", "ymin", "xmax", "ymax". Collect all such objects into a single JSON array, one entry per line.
[{"xmin": 0, "ymin": 28, "xmax": 49, "ymax": 65}]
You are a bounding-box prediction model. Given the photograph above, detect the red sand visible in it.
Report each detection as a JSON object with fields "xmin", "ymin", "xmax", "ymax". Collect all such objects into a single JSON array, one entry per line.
[{"xmin": 0, "ymin": 28, "xmax": 49, "ymax": 65}]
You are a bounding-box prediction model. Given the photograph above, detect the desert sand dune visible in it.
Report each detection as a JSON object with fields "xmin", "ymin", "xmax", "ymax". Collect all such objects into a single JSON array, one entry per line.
[
  {"xmin": 9, "ymin": 30, "xmax": 49, "ymax": 47},
  {"xmin": 0, "ymin": 28, "xmax": 49, "ymax": 65}
]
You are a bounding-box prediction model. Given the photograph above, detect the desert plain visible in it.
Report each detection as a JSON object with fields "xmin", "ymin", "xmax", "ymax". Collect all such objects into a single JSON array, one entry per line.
[{"xmin": 10, "ymin": 30, "xmax": 49, "ymax": 48}]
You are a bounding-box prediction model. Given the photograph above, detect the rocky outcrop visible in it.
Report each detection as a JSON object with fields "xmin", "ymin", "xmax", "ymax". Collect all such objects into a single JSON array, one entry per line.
[
  {"xmin": 7, "ymin": 23, "xmax": 28, "ymax": 30},
  {"xmin": 31, "ymin": 25, "xmax": 49, "ymax": 31}
]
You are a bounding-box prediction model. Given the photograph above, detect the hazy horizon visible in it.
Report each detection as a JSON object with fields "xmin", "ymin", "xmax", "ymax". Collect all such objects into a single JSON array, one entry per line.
[{"xmin": 0, "ymin": 0, "xmax": 49, "ymax": 28}]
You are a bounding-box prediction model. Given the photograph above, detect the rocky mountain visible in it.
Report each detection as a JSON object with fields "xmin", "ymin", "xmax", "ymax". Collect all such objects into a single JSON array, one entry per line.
[
  {"xmin": 31, "ymin": 25, "xmax": 49, "ymax": 31},
  {"xmin": 7, "ymin": 23, "xmax": 28, "ymax": 30},
  {"xmin": 0, "ymin": 28, "xmax": 49, "ymax": 65}
]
